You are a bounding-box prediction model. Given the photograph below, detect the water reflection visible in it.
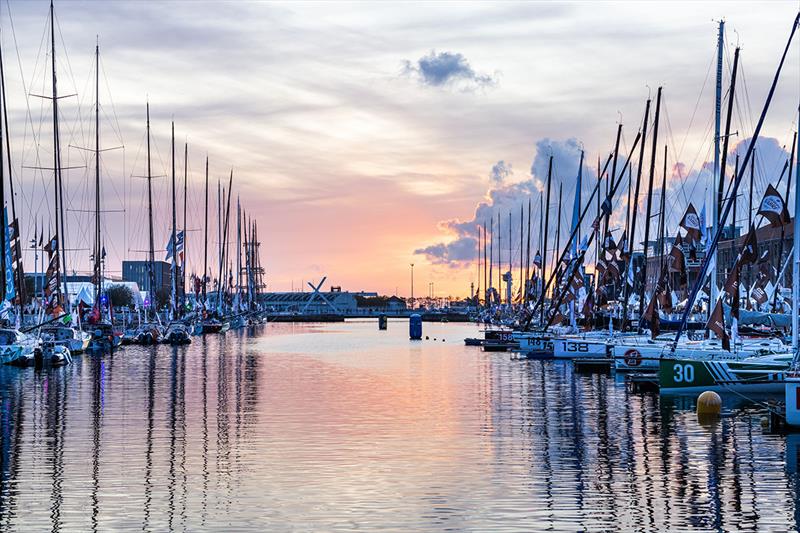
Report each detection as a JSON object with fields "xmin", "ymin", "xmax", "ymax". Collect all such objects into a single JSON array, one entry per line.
[{"xmin": 0, "ymin": 321, "xmax": 795, "ymax": 530}]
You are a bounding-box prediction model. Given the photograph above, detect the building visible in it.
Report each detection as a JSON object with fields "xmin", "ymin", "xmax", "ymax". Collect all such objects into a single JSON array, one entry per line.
[
  {"xmin": 354, "ymin": 295, "xmax": 407, "ymax": 314},
  {"xmin": 644, "ymin": 220, "xmax": 793, "ymax": 294},
  {"xmin": 122, "ymin": 260, "xmax": 172, "ymax": 298},
  {"xmin": 260, "ymin": 289, "xmax": 360, "ymax": 315}
]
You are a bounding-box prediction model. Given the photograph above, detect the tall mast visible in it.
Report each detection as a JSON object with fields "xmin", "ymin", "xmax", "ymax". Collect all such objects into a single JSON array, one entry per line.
[
  {"xmin": 673, "ymin": 12, "xmax": 799, "ymax": 350},
  {"xmin": 657, "ymin": 146, "xmax": 668, "ymax": 270},
  {"xmin": 93, "ymin": 41, "xmax": 101, "ymax": 309},
  {"xmin": 622, "ymin": 98, "xmax": 651, "ymax": 330},
  {"xmin": 182, "ymin": 142, "xmax": 187, "ymax": 310},
  {"xmin": 793, "ymin": 108, "xmax": 799, "ymax": 351},
  {"xmin": 518, "ymin": 204, "xmax": 523, "ymax": 305},
  {"xmin": 605, "ymin": 125, "xmax": 623, "ymax": 236},
  {"xmin": 488, "ymin": 217, "xmax": 493, "ymax": 299},
  {"xmin": 637, "ymin": 87, "xmax": 662, "ymax": 327},
  {"xmin": 237, "ymin": 196, "xmax": 242, "ymax": 302},
  {"xmin": 0, "ymin": 28, "xmax": 6, "ymax": 302},
  {"xmin": 202, "ymin": 156, "xmax": 209, "ymax": 305},
  {"xmin": 540, "ymin": 156, "xmax": 553, "ymax": 324},
  {"xmin": 217, "ymin": 180, "xmax": 221, "ymax": 300},
  {"xmin": 554, "ymin": 183, "xmax": 562, "ymax": 273},
  {"xmin": 50, "ymin": 0, "xmax": 67, "ymax": 312},
  {"xmin": 146, "ymin": 102, "xmax": 155, "ymax": 318},
  {"xmin": 170, "ymin": 121, "xmax": 177, "ymax": 317},
  {"xmin": 482, "ymin": 221, "xmax": 487, "ymax": 305},
  {"xmin": 710, "ymin": 20, "xmax": 725, "ymax": 311},
  {"xmin": 524, "ymin": 198, "xmax": 531, "ymax": 305},
  {"xmin": 496, "ymin": 212, "xmax": 501, "ymax": 297},
  {"xmin": 218, "ymin": 171, "xmax": 234, "ymax": 312}
]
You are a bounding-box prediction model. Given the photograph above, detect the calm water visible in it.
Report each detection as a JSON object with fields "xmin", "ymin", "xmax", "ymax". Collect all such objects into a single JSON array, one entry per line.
[{"xmin": 0, "ymin": 320, "xmax": 798, "ymax": 531}]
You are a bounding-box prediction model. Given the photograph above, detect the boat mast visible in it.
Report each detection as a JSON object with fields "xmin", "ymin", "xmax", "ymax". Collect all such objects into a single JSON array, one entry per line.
[
  {"xmin": 146, "ymin": 102, "xmax": 155, "ymax": 320},
  {"xmin": 93, "ymin": 41, "xmax": 101, "ymax": 312},
  {"xmin": 554, "ymin": 184, "xmax": 562, "ymax": 273},
  {"xmin": 0, "ymin": 27, "xmax": 21, "ymax": 309},
  {"xmin": 202, "ymin": 156, "xmax": 208, "ymax": 306},
  {"xmin": 488, "ymin": 217, "xmax": 493, "ymax": 304},
  {"xmin": 237, "ymin": 196, "xmax": 242, "ymax": 305},
  {"xmin": 482, "ymin": 221, "xmax": 487, "ymax": 305},
  {"xmin": 657, "ymin": 146, "xmax": 668, "ymax": 271},
  {"xmin": 622, "ymin": 98, "xmax": 650, "ymax": 331},
  {"xmin": 792, "ymin": 106, "xmax": 799, "ymax": 352},
  {"xmin": 0, "ymin": 33, "xmax": 6, "ymax": 304},
  {"xmin": 518, "ymin": 204, "xmax": 523, "ymax": 306},
  {"xmin": 524, "ymin": 198, "xmax": 531, "ymax": 305},
  {"xmin": 637, "ymin": 87, "xmax": 662, "ymax": 329},
  {"xmin": 182, "ymin": 142, "xmax": 187, "ymax": 311},
  {"xmin": 672, "ymin": 12, "xmax": 799, "ymax": 351},
  {"xmin": 540, "ymin": 156, "xmax": 553, "ymax": 324},
  {"xmin": 170, "ymin": 121, "xmax": 177, "ymax": 318},
  {"xmin": 710, "ymin": 20, "xmax": 724, "ymax": 312},
  {"xmin": 496, "ymin": 211, "xmax": 501, "ymax": 298},
  {"xmin": 50, "ymin": 1, "xmax": 67, "ymax": 313}
]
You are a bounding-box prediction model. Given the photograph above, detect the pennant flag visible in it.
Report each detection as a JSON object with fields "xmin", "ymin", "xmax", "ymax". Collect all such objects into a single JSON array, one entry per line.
[
  {"xmin": 533, "ymin": 251, "xmax": 542, "ymax": 268},
  {"xmin": 603, "ymin": 231, "xmax": 617, "ymax": 252},
  {"xmin": 617, "ymin": 230, "xmax": 629, "ymax": 261},
  {"xmin": 707, "ymin": 299, "xmax": 730, "ymax": 351},
  {"xmin": 643, "ymin": 296, "xmax": 659, "ymax": 338},
  {"xmin": 165, "ymin": 230, "xmax": 185, "ymax": 261},
  {"xmin": 722, "ymin": 265, "xmax": 741, "ymax": 299},
  {"xmin": 44, "ymin": 235, "xmax": 63, "ymax": 318},
  {"xmin": 581, "ymin": 289, "xmax": 594, "ymax": 317},
  {"xmin": 2, "ymin": 209, "xmax": 14, "ymax": 302},
  {"xmin": 679, "ymin": 203, "xmax": 702, "ymax": 242},
  {"xmin": 737, "ymin": 226, "xmax": 759, "ymax": 266},
  {"xmin": 570, "ymin": 157, "xmax": 582, "ymax": 257},
  {"xmin": 757, "ymin": 184, "xmax": 790, "ymax": 228},
  {"xmin": 667, "ymin": 240, "xmax": 685, "ymax": 274},
  {"xmin": 699, "ymin": 202, "xmax": 708, "ymax": 246}
]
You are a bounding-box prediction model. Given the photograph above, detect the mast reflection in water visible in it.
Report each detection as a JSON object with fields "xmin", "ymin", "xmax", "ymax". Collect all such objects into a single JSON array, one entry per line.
[{"xmin": 0, "ymin": 321, "xmax": 797, "ymax": 530}]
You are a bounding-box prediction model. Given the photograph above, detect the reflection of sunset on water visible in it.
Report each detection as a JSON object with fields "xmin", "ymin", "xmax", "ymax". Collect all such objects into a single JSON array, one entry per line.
[{"xmin": 0, "ymin": 321, "xmax": 797, "ymax": 530}]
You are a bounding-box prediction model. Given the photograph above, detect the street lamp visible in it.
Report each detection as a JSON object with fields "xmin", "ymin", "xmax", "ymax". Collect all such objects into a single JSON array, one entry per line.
[{"xmin": 410, "ymin": 263, "xmax": 414, "ymax": 310}]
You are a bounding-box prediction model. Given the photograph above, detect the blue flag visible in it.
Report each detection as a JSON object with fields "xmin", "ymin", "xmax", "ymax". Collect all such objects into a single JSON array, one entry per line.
[{"xmin": 3, "ymin": 208, "xmax": 14, "ymax": 302}]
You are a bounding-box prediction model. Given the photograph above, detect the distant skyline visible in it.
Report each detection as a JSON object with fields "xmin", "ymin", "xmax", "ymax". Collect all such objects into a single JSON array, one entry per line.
[{"xmin": 2, "ymin": 1, "xmax": 798, "ymax": 297}]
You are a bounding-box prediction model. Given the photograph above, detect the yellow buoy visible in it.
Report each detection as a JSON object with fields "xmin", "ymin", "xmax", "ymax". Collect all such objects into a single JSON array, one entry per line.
[{"xmin": 696, "ymin": 391, "xmax": 722, "ymax": 417}]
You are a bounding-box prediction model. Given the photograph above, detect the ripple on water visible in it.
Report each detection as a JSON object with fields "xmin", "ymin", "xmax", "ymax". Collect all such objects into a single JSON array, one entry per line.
[{"xmin": 0, "ymin": 320, "xmax": 796, "ymax": 531}]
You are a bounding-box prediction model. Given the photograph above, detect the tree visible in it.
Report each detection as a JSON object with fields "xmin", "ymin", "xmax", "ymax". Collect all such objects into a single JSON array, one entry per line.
[{"xmin": 107, "ymin": 284, "xmax": 134, "ymax": 308}]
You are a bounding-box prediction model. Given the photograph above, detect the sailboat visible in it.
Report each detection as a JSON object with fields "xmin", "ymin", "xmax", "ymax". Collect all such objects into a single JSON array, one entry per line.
[
  {"xmin": 658, "ymin": 15, "xmax": 799, "ymax": 395},
  {"xmin": 84, "ymin": 41, "xmax": 120, "ymax": 352},
  {"xmin": 164, "ymin": 121, "xmax": 191, "ymax": 345}
]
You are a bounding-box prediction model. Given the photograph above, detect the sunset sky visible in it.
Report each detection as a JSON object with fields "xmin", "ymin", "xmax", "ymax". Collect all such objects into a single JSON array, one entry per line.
[{"xmin": 3, "ymin": 1, "xmax": 799, "ymax": 297}]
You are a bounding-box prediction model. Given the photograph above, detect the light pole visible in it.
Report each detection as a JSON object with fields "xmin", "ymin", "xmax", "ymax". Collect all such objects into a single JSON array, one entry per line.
[{"xmin": 410, "ymin": 263, "xmax": 414, "ymax": 310}]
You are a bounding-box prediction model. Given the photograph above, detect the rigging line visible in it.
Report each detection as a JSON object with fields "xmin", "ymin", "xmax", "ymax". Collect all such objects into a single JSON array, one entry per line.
[
  {"xmin": 676, "ymin": 44, "xmax": 716, "ymax": 165},
  {"xmin": 4, "ymin": 0, "xmax": 50, "ymax": 227},
  {"xmin": 99, "ymin": 55, "xmax": 124, "ymax": 145}
]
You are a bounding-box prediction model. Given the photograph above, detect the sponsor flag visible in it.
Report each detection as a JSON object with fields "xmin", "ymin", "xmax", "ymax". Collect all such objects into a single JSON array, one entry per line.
[
  {"xmin": 706, "ymin": 299, "xmax": 730, "ymax": 351},
  {"xmin": 642, "ymin": 294, "xmax": 660, "ymax": 338},
  {"xmin": 757, "ymin": 184, "xmax": 790, "ymax": 227},
  {"xmin": 679, "ymin": 203, "xmax": 702, "ymax": 242},
  {"xmin": 668, "ymin": 240, "xmax": 685, "ymax": 274},
  {"xmin": 165, "ymin": 230, "xmax": 185, "ymax": 261}
]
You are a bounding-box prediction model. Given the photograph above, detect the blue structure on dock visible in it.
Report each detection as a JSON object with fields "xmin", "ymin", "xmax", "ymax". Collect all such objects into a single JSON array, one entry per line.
[{"xmin": 409, "ymin": 314, "xmax": 422, "ymax": 340}]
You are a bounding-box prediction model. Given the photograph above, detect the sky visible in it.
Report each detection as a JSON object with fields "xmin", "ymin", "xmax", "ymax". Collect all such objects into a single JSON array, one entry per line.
[{"xmin": 1, "ymin": 0, "xmax": 799, "ymax": 298}]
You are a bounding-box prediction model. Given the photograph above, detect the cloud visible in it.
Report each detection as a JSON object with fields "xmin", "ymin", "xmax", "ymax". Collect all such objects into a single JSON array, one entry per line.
[
  {"xmin": 489, "ymin": 160, "xmax": 512, "ymax": 183},
  {"xmin": 415, "ymin": 138, "xmax": 591, "ymax": 267},
  {"xmin": 414, "ymin": 237, "xmax": 478, "ymax": 265},
  {"xmin": 403, "ymin": 50, "xmax": 496, "ymax": 90}
]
